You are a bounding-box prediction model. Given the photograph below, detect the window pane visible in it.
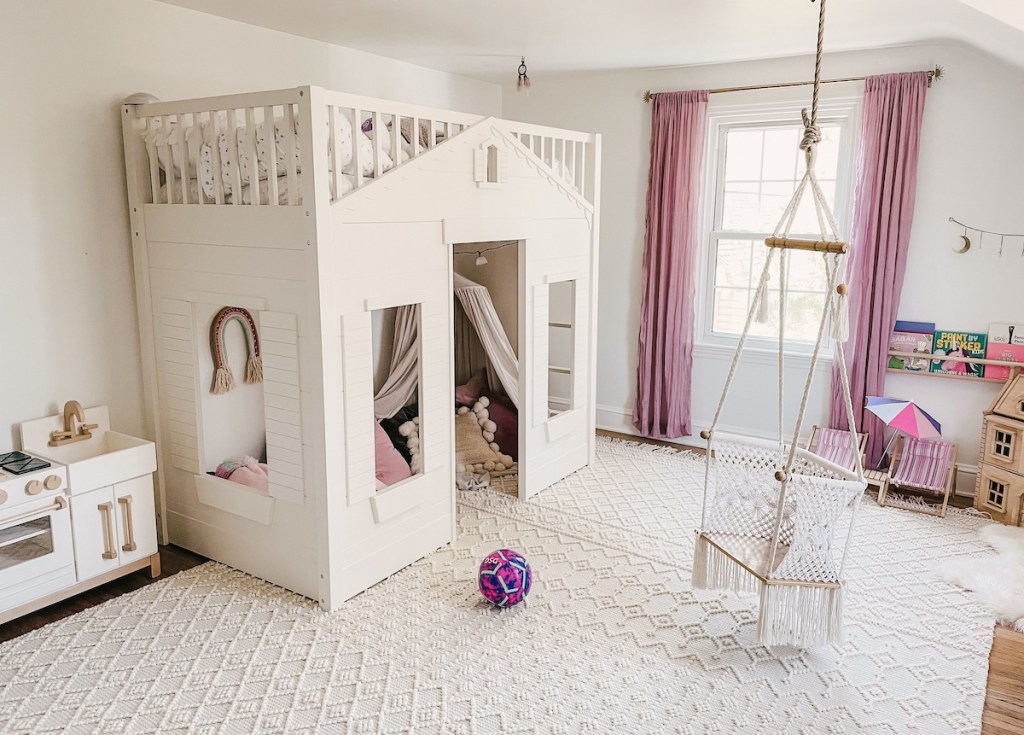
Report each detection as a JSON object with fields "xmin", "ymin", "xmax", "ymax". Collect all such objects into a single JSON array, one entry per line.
[
  {"xmin": 762, "ymin": 127, "xmax": 799, "ymax": 181},
  {"xmin": 720, "ymin": 182, "xmax": 759, "ymax": 230},
  {"xmin": 708, "ymin": 114, "xmax": 848, "ymax": 345},
  {"xmin": 724, "ymin": 129, "xmax": 763, "ymax": 181},
  {"xmin": 715, "ymin": 240, "xmax": 753, "ymax": 287},
  {"xmin": 789, "ymin": 180, "xmax": 837, "ymax": 235},
  {"xmin": 747, "ymin": 291, "xmax": 780, "ymax": 339},
  {"xmin": 786, "ymin": 251, "xmax": 826, "ymax": 291},
  {"xmin": 815, "ymin": 124, "xmax": 842, "ymax": 177},
  {"xmin": 783, "ymin": 292, "xmax": 827, "ymax": 342},
  {"xmin": 712, "ymin": 287, "xmax": 751, "ymax": 335},
  {"xmin": 760, "ymin": 181, "xmax": 797, "ymax": 232}
]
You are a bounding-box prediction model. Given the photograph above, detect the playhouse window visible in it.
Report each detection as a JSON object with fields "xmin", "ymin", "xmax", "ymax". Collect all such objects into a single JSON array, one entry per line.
[
  {"xmin": 548, "ymin": 280, "xmax": 576, "ymax": 417},
  {"xmin": 486, "ymin": 145, "xmax": 500, "ymax": 183},
  {"xmin": 994, "ymin": 429, "xmax": 1014, "ymax": 459},
  {"xmin": 371, "ymin": 305, "xmax": 422, "ymax": 487},
  {"xmin": 987, "ymin": 479, "xmax": 1007, "ymax": 511}
]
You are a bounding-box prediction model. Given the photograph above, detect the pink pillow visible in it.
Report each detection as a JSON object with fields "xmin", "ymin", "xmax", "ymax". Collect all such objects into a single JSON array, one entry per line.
[
  {"xmin": 375, "ymin": 420, "xmax": 412, "ymax": 487},
  {"xmin": 225, "ymin": 459, "xmax": 269, "ymax": 492},
  {"xmin": 455, "ymin": 369, "xmax": 489, "ymax": 407},
  {"xmin": 485, "ymin": 393, "xmax": 518, "ymax": 461}
]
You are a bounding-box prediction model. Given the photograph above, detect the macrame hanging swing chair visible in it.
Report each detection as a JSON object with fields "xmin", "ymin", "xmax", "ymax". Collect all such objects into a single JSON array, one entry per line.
[{"xmin": 692, "ymin": 0, "xmax": 867, "ymax": 648}]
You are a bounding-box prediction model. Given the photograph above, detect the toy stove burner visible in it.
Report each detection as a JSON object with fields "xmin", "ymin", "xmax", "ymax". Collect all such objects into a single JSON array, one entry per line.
[{"xmin": 0, "ymin": 451, "xmax": 51, "ymax": 476}]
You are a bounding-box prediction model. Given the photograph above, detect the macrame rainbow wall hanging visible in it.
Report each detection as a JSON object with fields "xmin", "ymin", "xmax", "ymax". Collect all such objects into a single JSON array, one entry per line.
[{"xmin": 209, "ymin": 306, "xmax": 263, "ymax": 394}]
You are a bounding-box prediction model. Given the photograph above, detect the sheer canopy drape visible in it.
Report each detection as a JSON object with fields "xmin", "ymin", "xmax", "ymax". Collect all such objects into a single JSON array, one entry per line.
[{"xmin": 374, "ymin": 304, "xmax": 421, "ymax": 419}]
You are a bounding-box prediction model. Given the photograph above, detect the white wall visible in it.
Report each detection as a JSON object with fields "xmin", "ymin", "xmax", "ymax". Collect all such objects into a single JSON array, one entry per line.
[
  {"xmin": 503, "ymin": 42, "xmax": 1024, "ymax": 487},
  {"xmin": 0, "ymin": 0, "xmax": 500, "ymax": 451}
]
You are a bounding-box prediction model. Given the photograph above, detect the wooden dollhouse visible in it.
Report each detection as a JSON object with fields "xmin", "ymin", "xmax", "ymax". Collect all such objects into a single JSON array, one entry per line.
[{"xmin": 974, "ymin": 369, "xmax": 1024, "ymax": 524}]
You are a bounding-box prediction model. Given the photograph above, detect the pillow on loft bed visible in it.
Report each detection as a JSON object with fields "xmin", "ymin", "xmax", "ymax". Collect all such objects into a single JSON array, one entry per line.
[
  {"xmin": 375, "ymin": 420, "xmax": 412, "ymax": 488},
  {"xmin": 144, "ymin": 113, "xmax": 384, "ymax": 202},
  {"xmin": 380, "ymin": 404, "xmax": 419, "ymax": 464},
  {"xmin": 483, "ymin": 392, "xmax": 518, "ymax": 462},
  {"xmin": 455, "ymin": 369, "xmax": 489, "ymax": 407},
  {"xmin": 455, "ymin": 371, "xmax": 518, "ymax": 461},
  {"xmin": 454, "ymin": 398, "xmax": 514, "ymax": 474}
]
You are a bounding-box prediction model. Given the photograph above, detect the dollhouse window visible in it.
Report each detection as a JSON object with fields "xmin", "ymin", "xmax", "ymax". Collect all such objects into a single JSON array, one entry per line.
[
  {"xmin": 994, "ymin": 429, "xmax": 1014, "ymax": 459},
  {"xmin": 987, "ymin": 479, "xmax": 1007, "ymax": 511}
]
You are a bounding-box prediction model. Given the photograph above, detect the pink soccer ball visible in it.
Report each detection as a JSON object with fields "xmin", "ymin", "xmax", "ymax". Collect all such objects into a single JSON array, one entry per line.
[{"xmin": 478, "ymin": 549, "xmax": 532, "ymax": 607}]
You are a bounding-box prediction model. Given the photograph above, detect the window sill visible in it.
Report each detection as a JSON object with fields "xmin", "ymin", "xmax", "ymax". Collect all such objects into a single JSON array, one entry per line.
[{"xmin": 693, "ymin": 341, "xmax": 835, "ymax": 368}]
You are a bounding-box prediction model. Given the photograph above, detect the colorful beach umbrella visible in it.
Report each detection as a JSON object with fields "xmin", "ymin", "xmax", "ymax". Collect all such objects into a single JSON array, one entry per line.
[{"xmin": 865, "ymin": 396, "xmax": 941, "ymax": 439}]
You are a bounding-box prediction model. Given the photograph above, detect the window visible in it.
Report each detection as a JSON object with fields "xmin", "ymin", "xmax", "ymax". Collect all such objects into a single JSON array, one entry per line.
[
  {"xmin": 548, "ymin": 280, "xmax": 576, "ymax": 417},
  {"xmin": 994, "ymin": 429, "xmax": 1014, "ymax": 459},
  {"xmin": 702, "ymin": 105, "xmax": 856, "ymax": 346},
  {"xmin": 987, "ymin": 479, "xmax": 1007, "ymax": 511}
]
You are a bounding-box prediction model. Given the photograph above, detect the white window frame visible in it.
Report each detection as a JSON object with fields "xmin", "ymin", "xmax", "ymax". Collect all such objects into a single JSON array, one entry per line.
[{"xmin": 695, "ymin": 99, "xmax": 860, "ymax": 356}]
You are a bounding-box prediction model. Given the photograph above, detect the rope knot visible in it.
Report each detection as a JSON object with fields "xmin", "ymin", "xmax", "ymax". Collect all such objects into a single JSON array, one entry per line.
[{"xmin": 799, "ymin": 108, "xmax": 821, "ymax": 152}]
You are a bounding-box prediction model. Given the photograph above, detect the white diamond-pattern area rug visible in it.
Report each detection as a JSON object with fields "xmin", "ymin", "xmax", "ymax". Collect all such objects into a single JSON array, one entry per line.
[{"xmin": 0, "ymin": 438, "xmax": 996, "ymax": 734}]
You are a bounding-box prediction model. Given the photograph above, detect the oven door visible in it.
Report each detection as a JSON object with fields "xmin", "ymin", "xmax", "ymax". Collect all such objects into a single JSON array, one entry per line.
[{"xmin": 0, "ymin": 496, "xmax": 75, "ymax": 606}]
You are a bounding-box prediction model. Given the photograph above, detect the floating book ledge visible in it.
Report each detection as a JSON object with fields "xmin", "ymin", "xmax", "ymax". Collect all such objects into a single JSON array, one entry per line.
[{"xmin": 887, "ymin": 350, "xmax": 1023, "ymax": 384}]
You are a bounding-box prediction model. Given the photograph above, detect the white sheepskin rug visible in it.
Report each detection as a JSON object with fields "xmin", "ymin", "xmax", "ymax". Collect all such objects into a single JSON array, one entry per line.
[{"xmin": 942, "ymin": 523, "xmax": 1024, "ymax": 631}]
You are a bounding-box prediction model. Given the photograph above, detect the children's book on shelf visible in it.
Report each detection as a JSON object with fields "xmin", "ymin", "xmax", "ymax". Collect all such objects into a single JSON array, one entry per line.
[
  {"xmin": 985, "ymin": 322, "xmax": 1024, "ymax": 381},
  {"xmin": 888, "ymin": 321, "xmax": 935, "ymax": 372},
  {"xmin": 930, "ymin": 330, "xmax": 987, "ymax": 378}
]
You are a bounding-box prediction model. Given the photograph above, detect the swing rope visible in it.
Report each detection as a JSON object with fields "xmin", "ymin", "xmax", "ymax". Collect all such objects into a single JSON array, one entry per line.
[{"xmin": 699, "ymin": 0, "xmax": 864, "ymax": 548}]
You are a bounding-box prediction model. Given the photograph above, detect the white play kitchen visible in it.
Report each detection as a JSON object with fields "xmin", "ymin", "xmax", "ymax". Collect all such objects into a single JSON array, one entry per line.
[{"xmin": 0, "ymin": 402, "xmax": 159, "ymax": 623}]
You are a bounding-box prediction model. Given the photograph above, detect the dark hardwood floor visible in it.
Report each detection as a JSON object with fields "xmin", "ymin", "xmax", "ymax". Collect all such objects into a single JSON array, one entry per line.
[{"xmin": 0, "ymin": 544, "xmax": 207, "ymax": 644}]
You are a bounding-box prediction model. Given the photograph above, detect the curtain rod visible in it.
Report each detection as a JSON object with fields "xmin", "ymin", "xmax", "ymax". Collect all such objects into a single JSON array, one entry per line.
[{"xmin": 642, "ymin": 64, "xmax": 943, "ymax": 103}]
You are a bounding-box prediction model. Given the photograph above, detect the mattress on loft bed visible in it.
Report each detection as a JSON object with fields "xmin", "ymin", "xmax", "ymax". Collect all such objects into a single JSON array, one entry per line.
[{"xmin": 159, "ymin": 171, "xmax": 357, "ymax": 206}]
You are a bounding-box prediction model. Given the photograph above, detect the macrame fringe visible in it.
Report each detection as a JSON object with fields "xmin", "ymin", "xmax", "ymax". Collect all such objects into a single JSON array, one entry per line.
[
  {"xmin": 245, "ymin": 355, "xmax": 264, "ymax": 384},
  {"xmin": 691, "ymin": 535, "xmax": 761, "ymax": 594},
  {"xmin": 757, "ymin": 583, "xmax": 844, "ymax": 648},
  {"xmin": 212, "ymin": 365, "xmax": 236, "ymax": 394},
  {"xmin": 831, "ymin": 291, "xmax": 850, "ymax": 342}
]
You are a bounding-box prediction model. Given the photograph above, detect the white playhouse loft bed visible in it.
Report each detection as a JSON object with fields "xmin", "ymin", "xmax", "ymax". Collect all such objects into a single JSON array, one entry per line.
[{"xmin": 119, "ymin": 86, "xmax": 601, "ymax": 610}]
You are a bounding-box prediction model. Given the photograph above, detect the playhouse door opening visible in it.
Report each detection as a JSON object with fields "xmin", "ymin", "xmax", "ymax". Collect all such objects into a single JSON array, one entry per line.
[{"xmin": 452, "ymin": 241, "xmax": 521, "ymax": 484}]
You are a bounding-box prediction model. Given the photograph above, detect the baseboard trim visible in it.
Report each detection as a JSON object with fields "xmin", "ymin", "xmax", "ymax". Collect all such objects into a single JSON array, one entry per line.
[
  {"xmin": 597, "ymin": 403, "xmax": 793, "ymax": 449},
  {"xmin": 597, "ymin": 403, "xmax": 979, "ymax": 499}
]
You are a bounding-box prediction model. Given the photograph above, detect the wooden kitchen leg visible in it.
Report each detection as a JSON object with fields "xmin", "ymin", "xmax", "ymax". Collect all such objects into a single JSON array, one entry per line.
[{"xmin": 149, "ymin": 552, "xmax": 161, "ymax": 578}]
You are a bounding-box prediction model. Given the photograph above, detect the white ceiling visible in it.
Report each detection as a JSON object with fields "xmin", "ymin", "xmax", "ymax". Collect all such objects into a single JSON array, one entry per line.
[{"xmin": 157, "ymin": 0, "xmax": 1024, "ymax": 81}]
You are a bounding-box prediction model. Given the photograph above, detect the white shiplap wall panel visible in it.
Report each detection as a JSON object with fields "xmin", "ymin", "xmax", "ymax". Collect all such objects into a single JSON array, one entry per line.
[
  {"xmin": 341, "ymin": 312, "xmax": 376, "ymax": 505},
  {"xmin": 158, "ymin": 299, "xmax": 201, "ymax": 474},
  {"xmin": 261, "ymin": 310, "xmax": 305, "ymax": 505}
]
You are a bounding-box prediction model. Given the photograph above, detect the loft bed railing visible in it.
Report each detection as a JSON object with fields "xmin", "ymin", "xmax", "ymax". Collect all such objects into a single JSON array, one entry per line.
[
  {"xmin": 508, "ymin": 124, "xmax": 593, "ymax": 201},
  {"xmin": 128, "ymin": 87, "xmax": 598, "ymax": 207}
]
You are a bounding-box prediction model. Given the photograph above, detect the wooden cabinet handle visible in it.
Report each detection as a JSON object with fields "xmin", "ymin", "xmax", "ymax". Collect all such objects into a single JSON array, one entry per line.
[
  {"xmin": 97, "ymin": 501, "xmax": 117, "ymax": 560},
  {"xmin": 118, "ymin": 495, "xmax": 137, "ymax": 552}
]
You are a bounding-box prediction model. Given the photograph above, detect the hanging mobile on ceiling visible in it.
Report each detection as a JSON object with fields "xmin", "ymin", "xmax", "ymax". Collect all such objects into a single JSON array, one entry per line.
[{"xmin": 516, "ymin": 56, "xmax": 530, "ymax": 92}]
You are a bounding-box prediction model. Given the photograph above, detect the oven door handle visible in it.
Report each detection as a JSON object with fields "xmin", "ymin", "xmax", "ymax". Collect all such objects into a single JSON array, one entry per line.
[{"xmin": 1, "ymin": 495, "xmax": 68, "ymax": 527}]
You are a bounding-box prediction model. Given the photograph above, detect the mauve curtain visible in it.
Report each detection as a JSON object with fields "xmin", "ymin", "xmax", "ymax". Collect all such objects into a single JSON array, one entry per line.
[
  {"xmin": 830, "ymin": 72, "xmax": 929, "ymax": 466},
  {"xmin": 632, "ymin": 90, "xmax": 709, "ymax": 438}
]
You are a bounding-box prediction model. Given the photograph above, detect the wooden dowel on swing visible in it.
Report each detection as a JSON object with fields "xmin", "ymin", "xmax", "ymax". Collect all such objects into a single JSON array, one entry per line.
[{"xmin": 764, "ymin": 237, "xmax": 848, "ymax": 254}]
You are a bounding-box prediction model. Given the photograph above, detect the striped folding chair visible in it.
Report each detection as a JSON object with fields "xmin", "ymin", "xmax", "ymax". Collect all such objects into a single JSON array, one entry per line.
[
  {"xmin": 879, "ymin": 435, "xmax": 958, "ymax": 517},
  {"xmin": 806, "ymin": 425, "xmax": 867, "ymax": 472}
]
